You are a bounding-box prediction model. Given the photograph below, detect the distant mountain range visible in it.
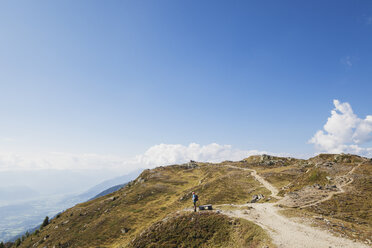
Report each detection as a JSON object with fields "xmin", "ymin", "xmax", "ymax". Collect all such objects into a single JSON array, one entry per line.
[
  {"xmin": 0, "ymin": 168, "xmax": 143, "ymax": 242},
  {"xmin": 74, "ymin": 168, "xmax": 142, "ymax": 202},
  {"xmin": 89, "ymin": 183, "xmax": 127, "ymax": 200}
]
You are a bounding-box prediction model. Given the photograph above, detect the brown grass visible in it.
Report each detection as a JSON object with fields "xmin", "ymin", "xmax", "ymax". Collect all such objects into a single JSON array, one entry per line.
[
  {"xmin": 17, "ymin": 163, "xmax": 270, "ymax": 248},
  {"xmin": 128, "ymin": 212, "xmax": 271, "ymax": 248}
]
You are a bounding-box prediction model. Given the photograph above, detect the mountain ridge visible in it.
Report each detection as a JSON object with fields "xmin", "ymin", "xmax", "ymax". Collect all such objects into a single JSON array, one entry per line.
[{"xmin": 7, "ymin": 153, "xmax": 372, "ymax": 248}]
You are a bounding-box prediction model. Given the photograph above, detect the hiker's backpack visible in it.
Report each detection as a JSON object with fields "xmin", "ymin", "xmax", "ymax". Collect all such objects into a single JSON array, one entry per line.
[{"xmin": 194, "ymin": 194, "xmax": 198, "ymax": 201}]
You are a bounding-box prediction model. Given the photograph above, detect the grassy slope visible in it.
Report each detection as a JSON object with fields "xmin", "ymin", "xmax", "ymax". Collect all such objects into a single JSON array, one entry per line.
[
  {"xmin": 17, "ymin": 163, "xmax": 270, "ymax": 248},
  {"xmin": 14, "ymin": 154, "xmax": 372, "ymax": 247},
  {"xmin": 129, "ymin": 212, "xmax": 271, "ymax": 248}
]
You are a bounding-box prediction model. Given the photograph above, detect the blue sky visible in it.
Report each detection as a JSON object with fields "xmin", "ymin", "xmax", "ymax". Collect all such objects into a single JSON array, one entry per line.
[{"xmin": 1, "ymin": 0, "xmax": 372, "ymax": 171}]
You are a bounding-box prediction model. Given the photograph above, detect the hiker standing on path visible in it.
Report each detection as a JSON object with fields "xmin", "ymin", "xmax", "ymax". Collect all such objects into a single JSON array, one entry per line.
[{"xmin": 192, "ymin": 192, "xmax": 198, "ymax": 212}]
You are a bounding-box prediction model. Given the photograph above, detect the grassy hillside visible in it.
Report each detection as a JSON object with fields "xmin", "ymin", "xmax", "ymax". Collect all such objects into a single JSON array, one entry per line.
[
  {"xmin": 15, "ymin": 162, "xmax": 270, "ymax": 248},
  {"xmin": 11, "ymin": 154, "xmax": 372, "ymax": 247},
  {"xmin": 129, "ymin": 212, "xmax": 271, "ymax": 248}
]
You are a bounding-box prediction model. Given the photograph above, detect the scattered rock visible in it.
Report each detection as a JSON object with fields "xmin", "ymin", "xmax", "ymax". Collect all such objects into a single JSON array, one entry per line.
[
  {"xmin": 325, "ymin": 185, "xmax": 337, "ymax": 190},
  {"xmin": 250, "ymin": 194, "xmax": 265, "ymax": 203},
  {"xmin": 136, "ymin": 177, "xmax": 145, "ymax": 184},
  {"xmin": 251, "ymin": 195, "xmax": 259, "ymax": 203},
  {"xmin": 313, "ymin": 184, "xmax": 322, "ymax": 190},
  {"xmin": 324, "ymin": 162, "xmax": 334, "ymax": 167},
  {"xmin": 186, "ymin": 160, "xmax": 198, "ymax": 169},
  {"xmin": 313, "ymin": 216, "xmax": 324, "ymax": 220},
  {"xmin": 106, "ymin": 196, "xmax": 118, "ymax": 202}
]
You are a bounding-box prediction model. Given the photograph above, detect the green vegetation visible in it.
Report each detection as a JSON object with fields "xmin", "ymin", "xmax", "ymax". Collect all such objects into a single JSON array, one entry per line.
[
  {"xmin": 14, "ymin": 153, "xmax": 372, "ymax": 247},
  {"xmin": 283, "ymin": 167, "xmax": 330, "ymax": 192},
  {"xmin": 0, "ymin": 241, "xmax": 4, "ymax": 248},
  {"xmin": 14, "ymin": 238, "xmax": 21, "ymax": 247},
  {"xmin": 129, "ymin": 212, "xmax": 271, "ymax": 248},
  {"xmin": 256, "ymin": 166, "xmax": 303, "ymax": 189},
  {"xmin": 306, "ymin": 163, "xmax": 372, "ymax": 241},
  {"xmin": 16, "ymin": 163, "xmax": 267, "ymax": 248},
  {"xmin": 273, "ymin": 155, "xmax": 372, "ymax": 242},
  {"xmin": 41, "ymin": 216, "xmax": 49, "ymax": 228},
  {"xmin": 308, "ymin": 168, "xmax": 328, "ymax": 183}
]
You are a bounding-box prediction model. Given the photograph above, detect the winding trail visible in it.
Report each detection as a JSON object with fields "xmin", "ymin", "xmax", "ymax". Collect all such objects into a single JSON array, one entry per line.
[
  {"xmin": 225, "ymin": 165, "xmax": 281, "ymax": 199},
  {"xmin": 220, "ymin": 164, "xmax": 369, "ymax": 248},
  {"xmin": 299, "ymin": 163, "xmax": 362, "ymax": 209}
]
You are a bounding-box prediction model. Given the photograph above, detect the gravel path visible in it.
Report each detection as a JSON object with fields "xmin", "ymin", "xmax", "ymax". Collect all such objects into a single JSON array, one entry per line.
[
  {"xmin": 220, "ymin": 164, "xmax": 370, "ymax": 248},
  {"xmin": 225, "ymin": 165, "xmax": 281, "ymax": 199}
]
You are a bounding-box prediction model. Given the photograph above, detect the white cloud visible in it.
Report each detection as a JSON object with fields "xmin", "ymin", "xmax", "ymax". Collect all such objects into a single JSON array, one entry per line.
[
  {"xmin": 0, "ymin": 143, "xmax": 272, "ymax": 172},
  {"xmin": 309, "ymin": 100, "xmax": 372, "ymax": 156},
  {"xmin": 134, "ymin": 143, "xmax": 269, "ymax": 166}
]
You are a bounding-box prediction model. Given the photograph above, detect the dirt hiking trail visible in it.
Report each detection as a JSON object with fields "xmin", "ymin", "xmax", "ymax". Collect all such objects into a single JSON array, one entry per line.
[
  {"xmin": 298, "ymin": 163, "xmax": 362, "ymax": 209},
  {"xmin": 220, "ymin": 165, "xmax": 370, "ymax": 248},
  {"xmin": 225, "ymin": 165, "xmax": 281, "ymax": 199}
]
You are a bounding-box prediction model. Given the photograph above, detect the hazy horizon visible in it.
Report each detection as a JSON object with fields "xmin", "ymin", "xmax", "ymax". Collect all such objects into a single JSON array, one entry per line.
[
  {"xmin": 1, "ymin": 0, "xmax": 372, "ymax": 242},
  {"xmin": 1, "ymin": 1, "xmax": 372, "ymax": 177}
]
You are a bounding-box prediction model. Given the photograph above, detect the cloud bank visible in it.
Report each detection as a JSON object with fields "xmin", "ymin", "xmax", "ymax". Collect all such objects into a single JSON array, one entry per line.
[
  {"xmin": 309, "ymin": 100, "xmax": 372, "ymax": 156},
  {"xmin": 0, "ymin": 143, "xmax": 270, "ymax": 172},
  {"xmin": 135, "ymin": 143, "xmax": 268, "ymax": 166}
]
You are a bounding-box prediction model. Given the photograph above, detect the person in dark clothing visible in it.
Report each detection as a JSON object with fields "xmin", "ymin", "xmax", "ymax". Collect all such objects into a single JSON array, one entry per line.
[{"xmin": 192, "ymin": 192, "xmax": 198, "ymax": 212}]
